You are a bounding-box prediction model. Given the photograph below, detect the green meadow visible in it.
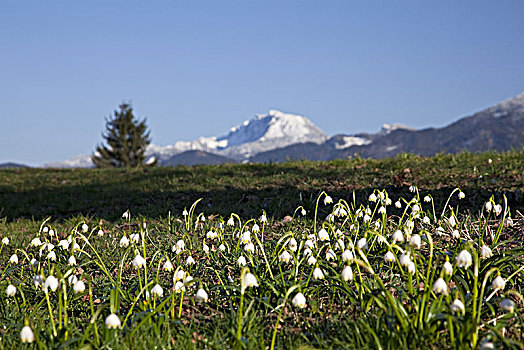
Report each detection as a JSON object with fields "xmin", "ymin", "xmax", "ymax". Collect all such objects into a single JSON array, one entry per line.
[{"xmin": 0, "ymin": 150, "xmax": 523, "ymax": 349}]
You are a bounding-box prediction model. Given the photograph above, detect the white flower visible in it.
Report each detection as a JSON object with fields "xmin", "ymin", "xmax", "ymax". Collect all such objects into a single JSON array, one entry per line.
[
  {"xmin": 334, "ymin": 238, "xmax": 345, "ymax": 251},
  {"xmin": 59, "ymin": 239, "xmax": 69, "ymax": 250},
  {"xmin": 485, "ymin": 202, "xmax": 493, "ymax": 212},
  {"xmin": 488, "ymin": 158, "xmax": 493, "ymax": 164},
  {"xmin": 422, "ymin": 216, "xmax": 431, "ymax": 224},
  {"xmin": 33, "ymin": 275, "xmax": 45, "ymax": 288},
  {"xmin": 480, "ymin": 245, "xmax": 493, "ymax": 259},
  {"xmin": 323, "ymin": 195, "xmax": 333, "ymax": 205},
  {"xmin": 9, "ymin": 254, "xmax": 18, "ymax": 264},
  {"xmin": 409, "ymin": 185, "xmax": 416, "ymax": 192},
  {"xmin": 186, "ymin": 256, "xmax": 195, "ymax": 265},
  {"xmin": 423, "ymin": 195, "xmax": 431, "ymax": 202},
  {"xmin": 313, "ymin": 267, "xmax": 325, "ymax": 280},
  {"xmin": 303, "ymin": 248, "xmax": 312, "ymax": 257},
  {"xmin": 20, "ymin": 326, "xmax": 35, "ymax": 343},
  {"xmin": 195, "ymin": 288, "xmax": 208, "ymax": 302},
  {"xmin": 341, "ymin": 265, "xmax": 353, "ymax": 281},
  {"xmin": 288, "ymin": 238, "xmax": 298, "ymax": 252},
  {"xmin": 342, "ymin": 249, "xmax": 354, "ymax": 262},
  {"xmin": 406, "ymin": 261, "xmax": 416, "ymax": 274},
  {"xmin": 480, "ymin": 340, "xmax": 495, "ymax": 350},
  {"xmin": 443, "ymin": 261, "xmax": 453, "ymax": 276},
  {"xmin": 326, "ymin": 249, "xmax": 336, "ymax": 261},
  {"xmin": 227, "ymin": 217, "xmax": 235, "ymax": 226},
  {"xmin": 369, "ymin": 193, "xmax": 377, "ymax": 202},
  {"xmin": 163, "ymin": 260, "xmax": 174, "ymax": 271},
  {"xmin": 105, "ymin": 313, "xmax": 121, "ymax": 329},
  {"xmin": 174, "ymin": 281, "xmax": 185, "ymax": 293},
  {"xmin": 73, "ymin": 280, "xmax": 86, "ymax": 294},
  {"xmin": 81, "ymin": 223, "xmax": 88, "ymax": 233},
  {"xmin": 363, "ymin": 214, "xmax": 371, "ymax": 223},
  {"xmin": 151, "ymin": 284, "xmax": 164, "ymax": 297},
  {"xmin": 237, "ymin": 255, "xmax": 247, "ymax": 266},
  {"xmin": 206, "ymin": 230, "xmax": 218, "ymax": 239},
  {"xmin": 30, "ymin": 258, "xmax": 37, "ymax": 266},
  {"xmin": 279, "ymin": 251, "xmax": 292, "ymax": 263},
  {"xmin": 240, "ymin": 231, "xmax": 251, "ymax": 244},
  {"xmin": 448, "ymin": 215, "xmax": 457, "ymax": 227},
  {"xmin": 46, "ymin": 243, "xmax": 55, "ymax": 251},
  {"xmin": 218, "ymin": 244, "xmax": 226, "ymax": 251},
  {"xmin": 68, "ymin": 255, "xmax": 77, "ymax": 266},
  {"xmin": 182, "ymin": 209, "xmax": 188, "ymax": 216},
  {"xmin": 395, "ymin": 201, "xmax": 402, "ymax": 208},
  {"xmin": 435, "ymin": 227, "xmax": 446, "ymax": 236},
  {"xmin": 304, "ymin": 240, "xmax": 314, "ymax": 249},
  {"xmin": 492, "ymin": 276, "xmax": 505, "ymax": 291},
  {"xmin": 356, "ymin": 237, "xmax": 368, "ymax": 251},
  {"xmin": 385, "ymin": 198, "xmax": 392, "ymax": 206},
  {"xmin": 203, "ymin": 244, "xmax": 210, "ymax": 253},
  {"xmin": 97, "ymin": 229, "xmax": 104, "ymax": 236},
  {"xmin": 458, "ymin": 191, "xmax": 465, "ymax": 199},
  {"xmin": 432, "ymin": 278, "xmax": 448, "ymax": 295},
  {"xmin": 130, "ymin": 233, "xmax": 140, "ymax": 243},
  {"xmin": 292, "ymin": 292, "xmax": 306, "ymax": 308},
  {"xmin": 450, "ymin": 299, "xmax": 465, "ymax": 314},
  {"xmin": 243, "ymin": 273, "xmax": 258, "ymax": 288},
  {"xmin": 412, "ymin": 204, "xmax": 420, "ymax": 214},
  {"xmin": 73, "ymin": 242, "xmax": 80, "ymax": 251},
  {"xmin": 31, "ymin": 237, "xmax": 42, "ymax": 246},
  {"xmin": 301, "ymin": 208, "xmax": 307, "ymax": 216},
  {"xmin": 42, "ymin": 227, "xmax": 49, "ymax": 233},
  {"xmin": 378, "ymin": 206, "xmax": 386, "ymax": 215},
  {"xmin": 49, "ymin": 229, "xmax": 55, "ymax": 237},
  {"xmin": 174, "ymin": 269, "xmax": 185, "ymax": 282},
  {"xmin": 410, "ymin": 234, "xmax": 421, "ymax": 249},
  {"xmin": 2, "ymin": 237, "xmax": 9, "ymax": 245},
  {"xmin": 307, "ymin": 256, "xmax": 317, "ymax": 265},
  {"xmin": 400, "ymin": 252, "xmax": 411, "ymax": 267},
  {"xmin": 499, "ymin": 298, "xmax": 515, "ymax": 313},
  {"xmin": 384, "ymin": 251, "xmax": 395, "ymax": 263},
  {"xmin": 392, "ymin": 230, "xmax": 403, "ymax": 243},
  {"xmin": 376, "ymin": 234, "xmax": 387, "ymax": 245},
  {"xmin": 252, "ymin": 224, "xmax": 260, "ymax": 232},
  {"xmin": 44, "ymin": 276, "xmax": 59, "ymax": 292},
  {"xmin": 132, "ymin": 255, "xmax": 146, "ymax": 269},
  {"xmin": 318, "ymin": 228, "xmax": 330, "ymax": 241},
  {"xmin": 244, "ymin": 242, "xmax": 255, "ymax": 253},
  {"xmin": 120, "ymin": 236, "xmax": 130, "ymax": 248},
  {"xmin": 6, "ymin": 284, "xmax": 16, "ymax": 297},
  {"xmin": 452, "ymin": 230, "xmax": 460, "ymax": 239},
  {"xmin": 456, "ymin": 250, "xmax": 473, "ymax": 269},
  {"xmin": 494, "ymin": 204, "xmax": 502, "ymax": 216},
  {"xmin": 46, "ymin": 251, "xmax": 57, "ymax": 261},
  {"xmin": 122, "ymin": 211, "xmax": 129, "ymax": 219},
  {"xmin": 68, "ymin": 274, "xmax": 78, "ymax": 285}
]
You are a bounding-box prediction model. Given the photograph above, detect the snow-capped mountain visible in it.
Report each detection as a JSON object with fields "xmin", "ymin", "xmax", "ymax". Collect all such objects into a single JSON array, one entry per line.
[
  {"xmin": 44, "ymin": 109, "xmax": 328, "ymax": 167},
  {"xmin": 42, "ymin": 92, "xmax": 524, "ymax": 167}
]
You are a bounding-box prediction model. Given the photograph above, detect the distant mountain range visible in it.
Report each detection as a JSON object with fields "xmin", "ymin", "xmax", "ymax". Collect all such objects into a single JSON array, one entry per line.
[{"xmin": 39, "ymin": 92, "xmax": 524, "ymax": 167}]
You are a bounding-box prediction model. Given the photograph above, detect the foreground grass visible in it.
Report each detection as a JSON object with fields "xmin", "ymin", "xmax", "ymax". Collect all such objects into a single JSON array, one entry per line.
[{"xmin": 0, "ymin": 150, "xmax": 523, "ymax": 348}]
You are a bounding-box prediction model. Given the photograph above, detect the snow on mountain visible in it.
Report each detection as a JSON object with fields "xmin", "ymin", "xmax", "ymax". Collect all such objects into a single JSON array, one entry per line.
[
  {"xmin": 44, "ymin": 154, "xmax": 95, "ymax": 168},
  {"xmin": 380, "ymin": 123, "xmax": 415, "ymax": 135},
  {"xmin": 484, "ymin": 92, "xmax": 524, "ymax": 118},
  {"xmin": 333, "ymin": 136, "xmax": 372, "ymax": 150}
]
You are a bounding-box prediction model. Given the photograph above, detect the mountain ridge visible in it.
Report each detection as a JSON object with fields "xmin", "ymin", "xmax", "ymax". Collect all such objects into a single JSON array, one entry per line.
[{"xmin": 42, "ymin": 92, "xmax": 524, "ymax": 167}]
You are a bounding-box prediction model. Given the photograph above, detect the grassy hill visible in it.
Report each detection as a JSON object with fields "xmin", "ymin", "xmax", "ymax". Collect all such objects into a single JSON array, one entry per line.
[
  {"xmin": 0, "ymin": 150, "xmax": 523, "ymax": 349},
  {"xmin": 1, "ymin": 150, "xmax": 523, "ymax": 225}
]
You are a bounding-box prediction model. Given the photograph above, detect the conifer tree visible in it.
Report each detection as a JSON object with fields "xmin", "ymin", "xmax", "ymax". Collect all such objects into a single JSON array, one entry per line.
[{"xmin": 92, "ymin": 102, "xmax": 155, "ymax": 168}]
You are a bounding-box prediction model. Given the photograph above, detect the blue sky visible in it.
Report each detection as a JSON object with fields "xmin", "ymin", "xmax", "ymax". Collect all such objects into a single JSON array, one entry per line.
[{"xmin": 1, "ymin": 0, "xmax": 523, "ymax": 166}]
